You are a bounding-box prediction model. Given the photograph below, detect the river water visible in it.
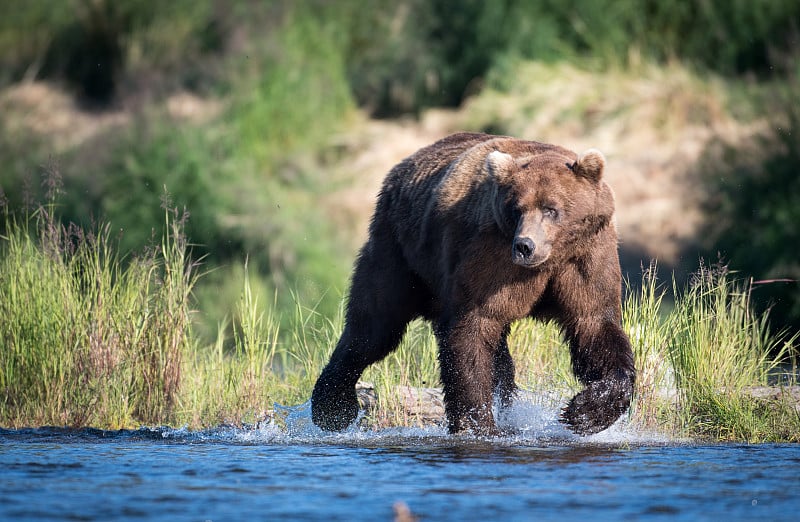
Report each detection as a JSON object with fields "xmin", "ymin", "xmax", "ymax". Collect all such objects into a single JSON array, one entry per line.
[{"xmin": 1, "ymin": 400, "xmax": 799, "ymax": 521}]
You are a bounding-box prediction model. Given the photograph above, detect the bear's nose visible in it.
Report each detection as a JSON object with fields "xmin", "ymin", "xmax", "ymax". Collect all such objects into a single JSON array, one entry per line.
[{"xmin": 513, "ymin": 237, "xmax": 535, "ymax": 262}]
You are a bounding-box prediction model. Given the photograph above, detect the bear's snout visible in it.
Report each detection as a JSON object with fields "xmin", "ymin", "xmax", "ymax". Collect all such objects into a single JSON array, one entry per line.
[{"xmin": 512, "ymin": 237, "xmax": 536, "ymax": 265}]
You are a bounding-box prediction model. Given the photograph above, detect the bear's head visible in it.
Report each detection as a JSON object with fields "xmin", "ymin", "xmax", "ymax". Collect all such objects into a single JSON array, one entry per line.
[{"xmin": 486, "ymin": 148, "xmax": 615, "ymax": 267}]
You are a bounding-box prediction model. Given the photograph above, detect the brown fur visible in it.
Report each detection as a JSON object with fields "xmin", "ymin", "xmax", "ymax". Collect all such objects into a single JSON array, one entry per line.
[{"xmin": 311, "ymin": 132, "xmax": 635, "ymax": 435}]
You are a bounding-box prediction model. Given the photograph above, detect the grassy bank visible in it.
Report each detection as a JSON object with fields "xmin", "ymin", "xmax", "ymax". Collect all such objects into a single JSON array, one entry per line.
[
  {"xmin": 627, "ymin": 265, "xmax": 798, "ymax": 441},
  {"xmin": 1, "ymin": 206, "xmax": 797, "ymax": 441},
  {"xmin": 0, "ymin": 203, "xmax": 195, "ymax": 427}
]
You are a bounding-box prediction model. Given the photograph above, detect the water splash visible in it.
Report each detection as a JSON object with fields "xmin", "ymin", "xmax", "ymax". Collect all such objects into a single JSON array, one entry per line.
[
  {"xmin": 271, "ymin": 400, "xmax": 450, "ymax": 444},
  {"xmin": 153, "ymin": 390, "xmax": 669, "ymax": 446},
  {"xmin": 495, "ymin": 392, "xmax": 577, "ymax": 443},
  {"xmin": 253, "ymin": 390, "xmax": 670, "ymax": 446},
  {"xmin": 6, "ymin": 390, "xmax": 665, "ymax": 446}
]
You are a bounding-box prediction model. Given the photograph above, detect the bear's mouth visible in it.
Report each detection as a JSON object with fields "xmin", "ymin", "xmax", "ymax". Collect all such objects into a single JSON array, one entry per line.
[
  {"xmin": 512, "ymin": 255, "xmax": 548, "ymax": 267},
  {"xmin": 511, "ymin": 237, "xmax": 549, "ymax": 267}
]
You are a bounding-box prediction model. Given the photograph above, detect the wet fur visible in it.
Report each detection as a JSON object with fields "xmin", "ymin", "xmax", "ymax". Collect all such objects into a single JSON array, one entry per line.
[{"xmin": 311, "ymin": 132, "xmax": 635, "ymax": 435}]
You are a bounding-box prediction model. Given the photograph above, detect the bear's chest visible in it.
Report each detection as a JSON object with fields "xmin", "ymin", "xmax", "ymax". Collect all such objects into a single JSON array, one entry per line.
[
  {"xmin": 478, "ymin": 276, "xmax": 547, "ymax": 321},
  {"xmin": 450, "ymin": 260, "xmax": 548, "ymax": 321}
]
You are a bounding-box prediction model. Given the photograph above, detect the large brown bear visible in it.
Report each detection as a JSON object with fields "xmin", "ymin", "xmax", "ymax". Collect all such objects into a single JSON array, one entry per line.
[{"xmin": 311, "ymin": 132, "xmax": 635, "ymax": 436}]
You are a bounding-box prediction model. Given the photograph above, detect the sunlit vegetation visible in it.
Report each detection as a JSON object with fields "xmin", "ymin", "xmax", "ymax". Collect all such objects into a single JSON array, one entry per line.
[
  {"xmin": 1, "ymin": 206, "xmax": 796, "ymax": 440},
  {"xmin": 1, "ymin": 1, "xmax": 798, "ymax": 438}
]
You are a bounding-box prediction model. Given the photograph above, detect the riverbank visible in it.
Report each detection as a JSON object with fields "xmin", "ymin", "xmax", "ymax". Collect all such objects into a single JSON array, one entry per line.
[{"xmin": 1, "ymin": 208, "xmax": 797, "ymax": 441}]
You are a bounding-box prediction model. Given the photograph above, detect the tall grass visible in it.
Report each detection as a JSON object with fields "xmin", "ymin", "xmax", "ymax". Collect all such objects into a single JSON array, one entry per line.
[
  {"xmin": 177, "ymin": 268, "xmax": 339, "ymax": 428},
  {"xmin": 622, "ymin": 265, "xmax": 676, "ymax": 432},
  {"xmin": 620, "ymin": 263, "xmax": 799, "ymax": 441},
  {"xmin": 0, "ymin": 202, "xmax": 196, "ymax": 427},
  {"xmin": 178, "ymin": 265, "xmax": 283, "ymax": 427},
  {"xmin": 1, "ymin": 202, "xmax": 796, "ymax": 440},
  {"xmin": 665, "ymin": 265, "xmax": 798, "ymax": 441}
]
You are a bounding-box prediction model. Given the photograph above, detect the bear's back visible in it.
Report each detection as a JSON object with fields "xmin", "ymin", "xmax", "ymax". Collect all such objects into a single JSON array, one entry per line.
[
  {"xmin": 384, "ymin": 132, "xmax": 494, "ymax": 191},
  {"xmin": 380, "ymin": 133, "xmax": 575, "ymax": 227}
]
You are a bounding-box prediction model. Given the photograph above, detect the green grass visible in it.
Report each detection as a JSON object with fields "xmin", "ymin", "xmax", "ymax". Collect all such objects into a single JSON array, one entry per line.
[
  {"xmin": 0, "ymin": 203, "xmax": 196, "ymax": 427},
  {"xmin": 620, "ymin": 263, "xmax": 799, "ymax": 441},
  {"xmin": 1, "ymin": 203, "xmax": 797, "ymax": 440},
  {"xmin": 665, "ymin": 265, "xmax": 798, "ymax": 441}
]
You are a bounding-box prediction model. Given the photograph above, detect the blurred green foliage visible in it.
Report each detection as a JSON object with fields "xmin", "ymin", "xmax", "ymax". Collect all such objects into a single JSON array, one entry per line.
[
  {"xmin": 4, "ymin": 1, "xmax": 796, "ymax": 110},
  {"xmin": 344, "ymin": 0, "xmax": 800, "ymax": 115},
  {"xmin": 1, "ymin": 0, "xmax": 799, "ymax": 338},
  {"xmin": 1, "ymin": 0, "xmax": 355, "ymax": 338},
  {"xmin": 0, "ymin": 0, "xmax": 222, "ymax": 101},
  {"xmin": 700, "ymin": 85, "xmax": 800, "ymax": 334}
]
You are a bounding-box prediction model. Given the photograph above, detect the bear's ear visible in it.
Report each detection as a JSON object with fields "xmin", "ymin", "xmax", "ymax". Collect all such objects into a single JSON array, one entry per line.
[
  {"xmin": 573, "ymin": 149, "xmax": 605, "ymax": 182},
  {"xmin": 486, "ymin": 150, "xmax": 515, "ymax": 182}
]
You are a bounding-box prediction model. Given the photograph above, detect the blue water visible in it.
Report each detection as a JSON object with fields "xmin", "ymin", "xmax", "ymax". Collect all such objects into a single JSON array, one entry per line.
[{"xmin": 1, "ymin": 401, "xmax": 799, "ymax": 521}]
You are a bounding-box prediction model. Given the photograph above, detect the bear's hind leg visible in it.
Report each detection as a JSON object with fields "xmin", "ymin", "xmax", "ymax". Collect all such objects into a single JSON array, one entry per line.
[{"xmin": 492, "ymin": 325, "xmax": 516, "ymax": 410}]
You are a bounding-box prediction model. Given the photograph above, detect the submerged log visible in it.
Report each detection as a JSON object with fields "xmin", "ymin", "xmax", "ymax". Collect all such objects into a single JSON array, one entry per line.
[
  {"xmin": 356, "ymin": 382, "xmax": 800, "ymax": 422},
  {"xmin": 356, "ymin": 382, "xmax": 444, "ymax": 424}
]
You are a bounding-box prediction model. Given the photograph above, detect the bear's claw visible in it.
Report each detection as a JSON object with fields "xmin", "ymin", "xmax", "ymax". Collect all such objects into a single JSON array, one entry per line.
[{"xmin": 560, "ymin": 378, "xmax": 633, "ymax": 436}]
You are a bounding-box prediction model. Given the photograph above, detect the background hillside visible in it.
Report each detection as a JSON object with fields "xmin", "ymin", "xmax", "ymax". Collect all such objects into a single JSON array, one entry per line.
[{"xmin": 1, "ymin": 0, "xmax": 798, "ymax": 341}]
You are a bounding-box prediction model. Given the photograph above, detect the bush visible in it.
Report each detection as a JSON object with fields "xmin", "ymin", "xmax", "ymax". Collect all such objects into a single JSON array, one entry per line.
[
  {"xmin": 343, "ymin": 0, "xmax": 512, "ymax": 115},
  {"xmin": 500, "ymin": 0, "xmax": 800, "ymax": 75},
  {"xmin": 345, "ymin": 0, "xmax": 800, "ymax": 114},
  {"xmin": 75, "ymin": 113, "xmax": 350, "ymax": 340}
]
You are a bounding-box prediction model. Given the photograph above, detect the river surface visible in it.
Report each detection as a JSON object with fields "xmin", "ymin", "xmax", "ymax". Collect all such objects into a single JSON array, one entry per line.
[{"xmin": 1, "ymin": 400, "xmax": 799, "ymax": 521}]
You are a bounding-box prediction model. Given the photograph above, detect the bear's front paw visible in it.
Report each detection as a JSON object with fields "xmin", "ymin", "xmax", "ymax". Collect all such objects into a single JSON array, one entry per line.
[
  {"xmin": 311, "ymin": 387, "xmax": 359, "ymax": 432},
  {"xmin": 560, "ymin": 377, "xmax": 633, "ymax": 436}
]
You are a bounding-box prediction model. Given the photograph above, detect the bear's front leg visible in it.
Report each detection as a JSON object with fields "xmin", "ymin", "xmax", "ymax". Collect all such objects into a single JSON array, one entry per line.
[
  {"xmin": 312, "ymin": 316, "xmax": 405, "ymax": 431},
  {"xmin": 561, "ymin": 318, "xmax": 635, "ymax": 435},
  {"xmin": 312, "ymin": 315, "xmax": 408, "ymax": 431},
  {"xmin": 437, "ymin": 314, "xmax": 505, "ymax": 435}
]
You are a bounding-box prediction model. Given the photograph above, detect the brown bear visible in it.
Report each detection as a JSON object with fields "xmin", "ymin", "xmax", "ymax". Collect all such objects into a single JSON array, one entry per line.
[{"xmin": 311, "ymin": 132, "xmax": 635, "ymax": 436}]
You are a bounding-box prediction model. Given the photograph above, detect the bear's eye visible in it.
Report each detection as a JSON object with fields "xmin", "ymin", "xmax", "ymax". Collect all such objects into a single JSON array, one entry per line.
[{"xmin": 542, "ymin": 206, "xmax": 559, "ymax": 219}]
